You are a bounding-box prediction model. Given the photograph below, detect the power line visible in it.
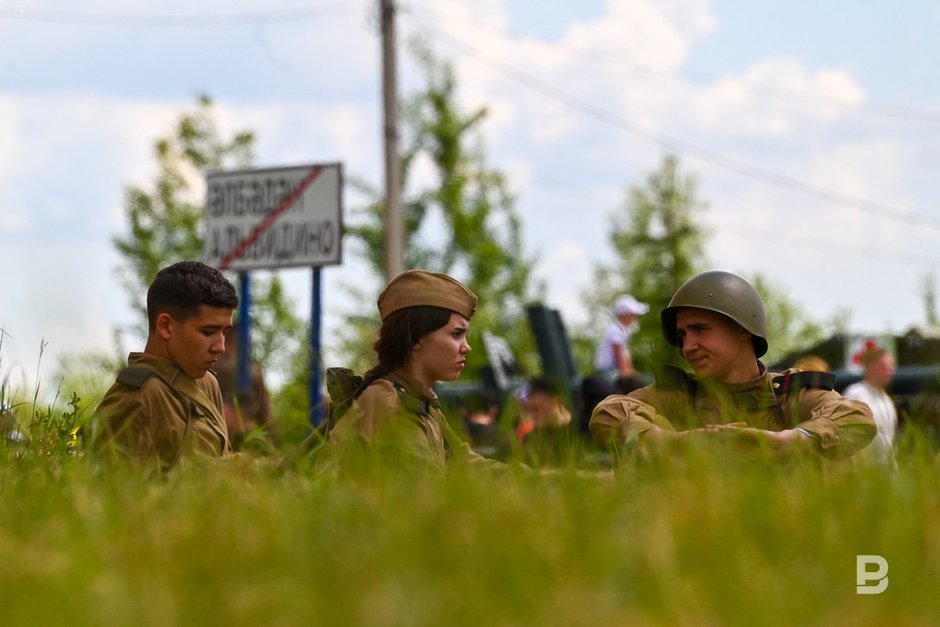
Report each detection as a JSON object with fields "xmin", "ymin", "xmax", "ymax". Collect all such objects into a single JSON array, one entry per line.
[
  {"xmin": 0, "ymin": 3, "xmax": 360, "ymax": 27},
  {"xmin": 521, "ymin": 181, "xmax": 940, "ymax": 268},
  {"xmin": 707, "ymin": 220, "xmax": 940, "ymax": 268},
  {"xmin": 403, "ymin": 6, "xmax": 940, "ymax": 125},
  {"xmin": 402, "ymin": 12, "xmax": 940, "ymax": 231},
  {"xmin": 666, "ymin": 67, "xmax": 940, "ymax": 126}
]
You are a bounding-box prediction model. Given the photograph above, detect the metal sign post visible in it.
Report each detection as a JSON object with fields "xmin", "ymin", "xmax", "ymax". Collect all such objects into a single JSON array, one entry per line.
[
  {"xmin": 205, "ymin": 162, "xmax": 343, "ymax": 427},
  {"xmin": 237, "ymin": 273, "xmax": 251, "ymax": 393},
  {"xmin": 311, "ymin": 268, "xmax": 323, "ymax": 426}
]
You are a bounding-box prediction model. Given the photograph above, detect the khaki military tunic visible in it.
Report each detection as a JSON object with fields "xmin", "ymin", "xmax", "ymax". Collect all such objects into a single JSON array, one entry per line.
[
  {"xmin": 95, "ymin": 352, "xmax": 234, "ymax": 470},
  {"xmin": 329, "ymin": 369, "xmax": 502, "ymax": 470},
  {"xmin": 590, "ymin": 365, "xmax": 876, "ymax": 460}
]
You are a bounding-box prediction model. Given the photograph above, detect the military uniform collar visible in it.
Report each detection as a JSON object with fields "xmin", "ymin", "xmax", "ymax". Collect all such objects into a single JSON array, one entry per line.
[
  {"xmin": 658, "ymin": 362, "xmax": 777, "ymax": 410},
  {"xmin": 386, "ymin": 369, "xmax": 438, "ymax": 405},
  {"xmin": 128, "ymin": 352, "xmax": 190, "ymax": 383},
  {"xmin": 696, "ymin": 361, "xmax": 778, "ymax": 413},
  {"xmin": 127, "ymin": 352, "xmax": 223, "ymax": 420},
  {"xmin": 657, "ymin": 362, "xmax": 771, "ymax": 393},
  {"xmin": 714, "ymin": 361, "xmax": 772, "ymax": 393}
]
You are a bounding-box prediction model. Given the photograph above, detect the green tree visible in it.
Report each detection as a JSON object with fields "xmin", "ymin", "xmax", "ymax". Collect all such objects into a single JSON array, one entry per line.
[
  {"xmin": 578, "ymin": 154, "xmax": 708, "ymax": 372},
  {"xmin": 110, "ymin": 94, "xmax": 305, "ymax": 389},
  {"xmin": 748, "ymin": 274, "xmax": 824, "ymax": 366},
  {"xmin": 113, "ymin": 94, "xmax": 254, "ymax": 336},
  {"xmin": 574, "ymin": 155, "xmax": 825, "ymax": 373},
  {"xmin": 345, "ymin": 42, "xmax": 543, "ymax": 375}
]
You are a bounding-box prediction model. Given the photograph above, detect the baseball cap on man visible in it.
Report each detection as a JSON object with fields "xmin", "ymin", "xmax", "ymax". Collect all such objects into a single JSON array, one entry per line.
[
  {"xmin": 613, "ymin": 294, "xmax": 649, "ymax": 316},
  {"xmin": 378, "ymin": 269, "xmax": 478, "ymax": 321}
]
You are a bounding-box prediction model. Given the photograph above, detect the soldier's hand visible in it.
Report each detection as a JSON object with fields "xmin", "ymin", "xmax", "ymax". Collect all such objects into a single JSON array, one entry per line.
[
  {"xmin": 698, "ymin": 422, "xmax": 747, "ymax": 433},
  {"xmin": 706, "ymin": 426, "xmax": 813, "ymax": 456}
]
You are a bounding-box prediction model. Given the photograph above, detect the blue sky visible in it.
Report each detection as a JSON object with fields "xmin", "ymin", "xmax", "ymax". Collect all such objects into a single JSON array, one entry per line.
[{"xmin": 2, "ymin": 0, "xmax": 940, "ymax": 392}]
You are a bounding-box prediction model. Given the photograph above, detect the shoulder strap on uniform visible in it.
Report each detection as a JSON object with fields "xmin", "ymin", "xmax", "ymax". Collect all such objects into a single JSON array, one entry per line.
[
  {"xmin": 114, "ymin": 363, "xmax": 195, "ymax": 471},
  {"xmin": 325, "ymin": 367, "xmax": 364, "ymax": 428},
  {"xmin": 653, "ymin": 365, "xmax": 698, "ymax": 397},
  {"xmin": 391, "ymin": 381, "xmax": 432, "ymax": 418},
  {"xmin": 116, "ymin": 365, "xmax": 168, "ymax": 389},
  {"xmin": 277, "ymin": 368, "xmax": 367, "ymax": 471},
  {"xmin": 772, "ymin": 370, "xmax": 836, "ymax": 396}
]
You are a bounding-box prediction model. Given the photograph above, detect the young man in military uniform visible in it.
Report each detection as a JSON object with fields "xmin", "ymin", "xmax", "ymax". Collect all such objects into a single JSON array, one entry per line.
[
  {"xmin": 590, "ymin": 271, "xmax": 876, "ymax": 459},
  {"xmin": 95, "ymin": 260, "xmax": 239, "ymax": 471}
]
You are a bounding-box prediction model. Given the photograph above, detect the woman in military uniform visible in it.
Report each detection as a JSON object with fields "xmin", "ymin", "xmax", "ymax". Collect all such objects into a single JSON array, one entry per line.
[
  {"xmin": 590, "ymin": 271, "xmax": 876, "ymax": 460},
  {"xmin": 328, "ymin": 269, "xmax": 503, "ymax": 470}
]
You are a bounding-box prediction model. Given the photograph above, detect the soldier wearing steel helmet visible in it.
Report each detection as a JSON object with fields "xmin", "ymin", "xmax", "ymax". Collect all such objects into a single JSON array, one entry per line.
[{"xmin": 589, "ymin": 271, "xmax": 876, "ymax": 459}]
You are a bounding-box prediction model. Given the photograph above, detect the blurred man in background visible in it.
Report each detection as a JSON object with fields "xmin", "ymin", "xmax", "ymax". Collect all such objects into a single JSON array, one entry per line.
[
  {"xmin": 214, "ymin": 326, "xmax": 277, "ymax": 452},
  {"xmin": 843, "ymin": 339, "xmax": 898, "ymax": 466}
]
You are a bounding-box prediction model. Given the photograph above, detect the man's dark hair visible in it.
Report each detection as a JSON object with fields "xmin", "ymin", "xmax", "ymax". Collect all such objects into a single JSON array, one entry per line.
[{"xmin": 146, "ymin": 261, "xmax": 238, "ymax": 331}]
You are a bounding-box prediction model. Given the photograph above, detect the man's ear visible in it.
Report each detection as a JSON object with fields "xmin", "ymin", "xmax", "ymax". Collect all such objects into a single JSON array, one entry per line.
[
  {"xmin": 155, "ymin": 312, "xmax": 174, "ymax": 340},
  {"xmin": 740, "ymin": 328, "xmax": 757, "ymax": 352}
]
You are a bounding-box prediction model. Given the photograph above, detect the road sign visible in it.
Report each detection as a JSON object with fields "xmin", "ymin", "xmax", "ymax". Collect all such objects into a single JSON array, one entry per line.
[{"xmin": 204, "ymin": 162, "xmax": 342, "ymax": 271}]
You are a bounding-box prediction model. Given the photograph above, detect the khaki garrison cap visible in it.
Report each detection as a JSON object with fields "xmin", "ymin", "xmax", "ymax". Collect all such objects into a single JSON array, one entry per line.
[{"xmin": 377, "ymin": 270, "xmax": 478, "ymax": 321}]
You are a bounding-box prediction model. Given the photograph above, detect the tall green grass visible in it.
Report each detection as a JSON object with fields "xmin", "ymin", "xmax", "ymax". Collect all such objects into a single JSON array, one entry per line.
[
  {"xmin": 3, "ymin": 332, "xmax": 938, "ymax": 626},
  {"xmin": 2, "ymin": 425, "xmax": 939, "ymax": 627}
]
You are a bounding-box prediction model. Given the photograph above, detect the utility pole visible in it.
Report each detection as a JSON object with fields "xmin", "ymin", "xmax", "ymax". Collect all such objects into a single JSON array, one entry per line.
[{"xmin": 381, "ymin": 0, "xmax": 404, "ymax": 280}]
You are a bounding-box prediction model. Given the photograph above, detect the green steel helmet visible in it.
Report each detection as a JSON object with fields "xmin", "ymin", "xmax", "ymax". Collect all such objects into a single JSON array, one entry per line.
[{"xmin": 661, "ymin": 271, "xmax": 769, "ymax": 358}]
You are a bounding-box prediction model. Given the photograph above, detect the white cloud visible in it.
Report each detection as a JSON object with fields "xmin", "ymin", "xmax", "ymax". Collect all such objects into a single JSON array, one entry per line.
[
  {"xmin": 0, "ymin": 208, "xmax": 30, "ymax": 232},
  {"xmin": 0, "ymin": 93, "xmax": 183, "ymax": 231},
  {"xmin": 2, "ymin": 0, "xmax": 939, "ymax": 377},
  {"xmin": 642, "ymin": 56, "xmax": 867, "ymax": 140},
  {"xmin": 563, "ymin": 1, "xmax": 691, "ymax": 70},
  {"xmin": 0, "ymin": 239, "xmax": 125, "ymax": 395},
  {"xmin": 500, "ymin": 157, "xmax": 535, "ymax": 193},
  {"xmin": 537, "ymin": 239, "xmax": 592, "ymax": 324},
  {"xmin": 655, "ymin": 0, "xmax": 719, "ymax": 41},
  {"xmin": 0, "ymin": 96, "xmax": 27, "ymax": 177},
  {"xmin": 542, "ymin": 240, "xmax": 589, "ymax": 273}
]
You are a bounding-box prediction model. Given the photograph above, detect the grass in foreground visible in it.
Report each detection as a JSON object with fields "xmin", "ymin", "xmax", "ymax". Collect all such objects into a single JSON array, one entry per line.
[{"xmin": 2, "ymin": 430, "xmax": 940, "ymax": 627}]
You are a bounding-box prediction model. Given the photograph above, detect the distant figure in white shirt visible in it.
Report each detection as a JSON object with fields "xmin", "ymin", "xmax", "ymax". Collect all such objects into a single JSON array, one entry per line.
[
  {"xmin": 578, "ymin": 294, "xmax": 650, "ymax": 434},
  {"xmin": 842, "ymin": 339, "xmax": 898, "ymax": 465},
  {"xmin": 594, "ymin": 294, "xmax": 649, "ymax": 378}
]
